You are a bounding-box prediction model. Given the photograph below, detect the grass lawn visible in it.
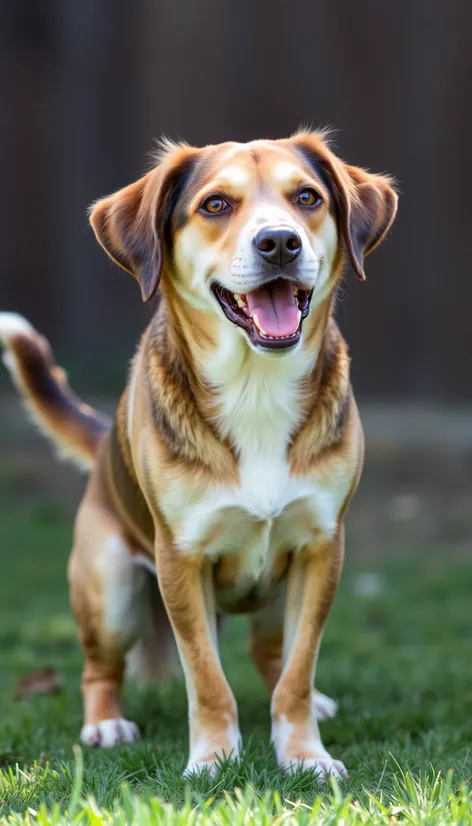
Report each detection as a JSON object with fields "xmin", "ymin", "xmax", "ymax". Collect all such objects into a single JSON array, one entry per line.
[{"xmin": 0, "ymin": 474, "xmax": 471, "ymax": 823}]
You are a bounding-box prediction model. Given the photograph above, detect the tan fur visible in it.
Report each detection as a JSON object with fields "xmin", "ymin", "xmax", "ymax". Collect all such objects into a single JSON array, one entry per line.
[
  {"xmin": 1, "ymin": 132, "xmax": 397, "ymax": 775},
  {"xmin": 271, "ymin": 529, "xmax": 345, "ymax": 771}
]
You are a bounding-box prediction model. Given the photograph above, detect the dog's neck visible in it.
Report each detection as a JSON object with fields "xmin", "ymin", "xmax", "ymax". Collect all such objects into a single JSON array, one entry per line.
[
  {"xmin": 153, "ymin": 285, "xmax": 336, "ymax": 464},
  {"xmin": 203, "ymin": 307, "xmax": 331, "ymax": 460}
]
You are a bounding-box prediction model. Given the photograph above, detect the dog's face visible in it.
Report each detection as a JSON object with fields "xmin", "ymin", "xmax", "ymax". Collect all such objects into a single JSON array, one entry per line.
[
  {"xmin": 170, "ymin": 141, "xmax": 339, "ymax": 352},
  {"xmin": 90, "ymin": 132, "xmax": 397, "ymax": 354}
]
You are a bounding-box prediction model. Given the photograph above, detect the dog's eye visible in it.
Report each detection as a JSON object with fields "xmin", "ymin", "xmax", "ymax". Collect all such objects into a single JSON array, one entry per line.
[
  {"xmin": 200, "ymin": 196, "xmax": 230, "ymax": 215},
  {"xmin": 296, "ymin": 188, "xmax": 322, "ymax": 208}
]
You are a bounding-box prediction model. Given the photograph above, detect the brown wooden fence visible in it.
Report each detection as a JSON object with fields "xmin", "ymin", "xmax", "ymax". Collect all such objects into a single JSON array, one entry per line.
[{"xmin": 1, "ymin": 0, "xmax": 472, "ymax": 399}]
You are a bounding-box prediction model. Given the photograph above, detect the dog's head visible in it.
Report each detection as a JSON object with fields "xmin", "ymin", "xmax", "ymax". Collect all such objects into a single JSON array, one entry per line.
[{"xmin": 90, "ymin": 132, "xmax": 397, "ymax": 354}]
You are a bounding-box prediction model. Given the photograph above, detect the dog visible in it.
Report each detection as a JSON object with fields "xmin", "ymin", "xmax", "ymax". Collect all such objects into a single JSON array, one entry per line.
[{"xmin": 0, "ymin": 130, "xmax": 397, "ymax": 778}]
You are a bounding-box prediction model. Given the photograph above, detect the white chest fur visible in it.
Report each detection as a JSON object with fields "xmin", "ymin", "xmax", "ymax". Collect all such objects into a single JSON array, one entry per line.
[
  {"xmin": 165, "ymin": 452, "xmax": 350, "ymax": 557},
  {"xmin": 159, "ymin": 330, "xmax": 352, "ymax": 599}
]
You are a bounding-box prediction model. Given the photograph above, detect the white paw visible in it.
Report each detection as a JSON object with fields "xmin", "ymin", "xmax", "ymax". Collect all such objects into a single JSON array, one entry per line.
[
  {"xmin": 184, "ymin": 759, "xmax": 219, "ymax": 777},
  {"xmin": 313, "ymin": 690, "xmax": 338, "ymax": 721},
  {"xmin": 184, "ymin": 745, "xmax": 240, "ymax": 778},
  {"xmin": 184, "ymin": 718, "xmax": 241, "ymax": 777},
  {"xmin": 80, "ymin": 718, "xmax": 140, "ymax": 747},
  {"xmin": 281, "ymin": 751, "xmax": 348, "ymax": 781}
]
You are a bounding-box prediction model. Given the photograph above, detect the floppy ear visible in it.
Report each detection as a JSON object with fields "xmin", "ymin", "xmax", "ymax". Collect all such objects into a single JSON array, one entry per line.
[
  {"xmin": 89, "ymin": 145, "xmax": 195, "ymax": 301},
  {"xmin": 294, "ymin": 134, "xmax": 398, "ymax": 280},
  {"xmin": 334, "ymin": 163, "xmax": 398, "ymax": 281},
  {"xmin": 89, "ymin": 172, "xmax": 161, "ymax": 302}
]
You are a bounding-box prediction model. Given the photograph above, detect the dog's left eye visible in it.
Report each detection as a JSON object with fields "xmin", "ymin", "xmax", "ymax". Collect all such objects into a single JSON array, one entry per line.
[
  {"xmin": 200, "ymin": 196, "xmax": 230, "ymax": 215},
  {"xmin": 296, "ymin": 188, "xmax": 322, "ymax": 208}
]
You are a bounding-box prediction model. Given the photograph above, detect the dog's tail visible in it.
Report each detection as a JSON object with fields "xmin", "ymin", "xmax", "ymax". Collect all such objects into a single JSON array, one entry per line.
[{"xmin": 0, "ymin": 313, "xmax": 111, "ymax": 470}]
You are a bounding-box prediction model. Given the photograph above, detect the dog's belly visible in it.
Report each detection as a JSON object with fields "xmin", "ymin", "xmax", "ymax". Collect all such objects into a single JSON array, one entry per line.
[{"xmin": 161, "ymin": 452, "xmax": 353, "ymax": 613}]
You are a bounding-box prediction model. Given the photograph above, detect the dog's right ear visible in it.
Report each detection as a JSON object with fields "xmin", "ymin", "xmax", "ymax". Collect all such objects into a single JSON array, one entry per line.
[
  {"xmin": 89, "ymin": 143, "xmax": 196, "ymax": 302},
  {"xmin": 90, "ymin": 172, "xmax": 162, "ymax": 302}
]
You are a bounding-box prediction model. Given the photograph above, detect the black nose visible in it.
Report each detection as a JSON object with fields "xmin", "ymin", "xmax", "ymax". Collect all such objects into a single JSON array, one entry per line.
[{"xmin": 254, "ymin": 227, "xmax": 302, "ymax": 267}]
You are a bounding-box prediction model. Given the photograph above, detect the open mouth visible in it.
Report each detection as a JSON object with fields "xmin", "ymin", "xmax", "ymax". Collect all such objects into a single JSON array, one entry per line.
[{"xmin": 211, "ymin": 278, "xmax": 313, "ymax": 351}]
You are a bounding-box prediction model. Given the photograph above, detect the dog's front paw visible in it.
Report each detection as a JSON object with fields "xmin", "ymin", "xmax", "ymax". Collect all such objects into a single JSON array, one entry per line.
[
  {"xmin": 185, "ymin": 712, "xmax": 241, "ymax": 777},
  {"xmin": 184, "ymin": 743, "xmax": 241, "ymax": 777},
  {"xmin": 272, "ymin": 713, "xmax": 347, "ymax": 782},
  {"xmin": 184, "ymin": 748, "xmax": 240, "ymax": 778},
  {"xmin": 184, "ymin": 731, "xmax": 240, "ymax": 777},
  {"xmin": 184, "ymin": 758, "xmax": 220, "ymax": 777},
  {"xmin": 279, "ymin": 749, "xmax": 348, "ymax": 781},
  {"xmin": 313, "ymin": 689, "xmax": 338, "ymax": 721},
  {"xmin": 80, "ymin": 718, "xmax": 140, "ymax": 747}
]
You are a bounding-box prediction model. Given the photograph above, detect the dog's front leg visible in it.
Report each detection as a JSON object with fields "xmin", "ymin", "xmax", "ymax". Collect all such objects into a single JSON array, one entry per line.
[
  {"xmin": 271, "ymin": 527, "xmax": 347, "ymax": 780},
  {"xmin": 250, "ymin": 589, "xmax": 338, "ymax": 721},
  {"xmin": 155, "ymin": 545, "xmax": 240, "ymax": 775}
]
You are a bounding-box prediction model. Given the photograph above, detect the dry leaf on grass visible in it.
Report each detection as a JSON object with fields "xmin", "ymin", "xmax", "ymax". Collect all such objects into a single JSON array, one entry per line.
[{"xmin": 15, "ymin": 666, "xmax": 61, "ymax": 698}]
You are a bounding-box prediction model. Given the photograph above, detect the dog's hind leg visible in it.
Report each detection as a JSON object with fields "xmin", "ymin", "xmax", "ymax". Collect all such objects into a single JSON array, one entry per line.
[
  {"xmin": 249, "ymin": 588, "xmax": 285, "ymax": 694},
  {"xmin": 69, "ymin": 499, "xmax": 150, "ymax": 746},
  {"xmin": 125, "ymin": 573, "xmax": 181, "ymax": 686}
]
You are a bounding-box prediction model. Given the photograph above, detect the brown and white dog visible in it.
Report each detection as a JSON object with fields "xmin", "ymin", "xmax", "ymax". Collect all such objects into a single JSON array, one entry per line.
[{"xmin": 0, "ymin": 131, "xmax": 397, "ymax": 779}]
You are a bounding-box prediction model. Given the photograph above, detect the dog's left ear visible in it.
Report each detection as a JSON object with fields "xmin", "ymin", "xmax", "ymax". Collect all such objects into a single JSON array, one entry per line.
[
  {"xmin": 295, "ymin": 134, "xmax": 398, "ymax": 280},
  {"xmin": 337, "ymin": 163, "xmax": 398, "ymax": 280},
  {"xmin": 89, "ymin": 144, "xmax": 195, "ymax": 301}
]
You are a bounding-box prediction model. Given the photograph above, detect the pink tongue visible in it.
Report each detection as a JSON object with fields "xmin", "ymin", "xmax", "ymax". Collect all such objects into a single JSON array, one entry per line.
[{"xmin": 245, "ymin": 280, "xmax": 299, "ymax": 336}]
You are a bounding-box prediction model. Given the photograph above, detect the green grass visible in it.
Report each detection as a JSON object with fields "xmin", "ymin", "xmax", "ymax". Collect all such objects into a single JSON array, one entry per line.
[{"xmin": 0, "ymin": 477, "xmax": 471, "ymax": 823}]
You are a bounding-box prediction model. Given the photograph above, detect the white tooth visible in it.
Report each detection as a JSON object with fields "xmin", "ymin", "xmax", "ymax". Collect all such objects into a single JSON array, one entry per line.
[
  {"xmin": 252, "ymin": 313, "xmax": 269, "ymax": 336},
  {"xmin": 234, "ymin": 294, "xmax": 246, "ymax": 309}
]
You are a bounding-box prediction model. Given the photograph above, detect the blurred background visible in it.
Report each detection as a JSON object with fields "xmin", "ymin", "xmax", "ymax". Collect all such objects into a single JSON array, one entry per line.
[{"xmin": 1, "ymin": 1, "xmax": 471, "ymax": 552}]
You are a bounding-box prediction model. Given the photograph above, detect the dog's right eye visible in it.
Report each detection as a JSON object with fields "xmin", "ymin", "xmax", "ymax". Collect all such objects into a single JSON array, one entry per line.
[{"xmin": 200, "ymin": 196, "xmax": 230, "ymax": 215}]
